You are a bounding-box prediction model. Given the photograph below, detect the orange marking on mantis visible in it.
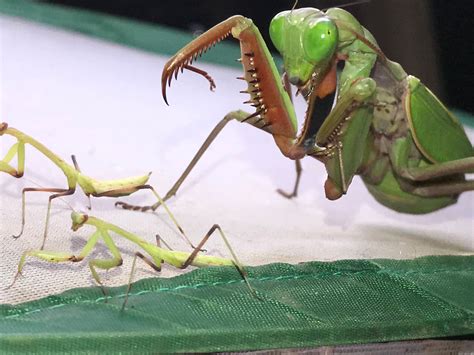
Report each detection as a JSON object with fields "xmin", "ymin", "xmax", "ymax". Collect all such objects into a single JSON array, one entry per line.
[{"xmin": 316, "ymin": 60, "xmax": 338, "ymax": 98}]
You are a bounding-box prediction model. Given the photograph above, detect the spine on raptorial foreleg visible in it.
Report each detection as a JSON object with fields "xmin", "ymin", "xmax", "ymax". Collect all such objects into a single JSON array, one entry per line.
[{"xmin": 232, "ymin": 18, "xmax": 309, "ymax": 159}]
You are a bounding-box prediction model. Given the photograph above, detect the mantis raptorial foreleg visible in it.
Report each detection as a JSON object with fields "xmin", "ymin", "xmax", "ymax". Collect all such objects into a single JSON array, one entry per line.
[
  {"xmin": 1, "ymin": 141, "xmax": 25, "ymax": 177},
  {"xmin": 6, "ymin": 228, "xmax": 123, "ymax": 297},
  {"xmin": 87, "ymin": 229, "xmax": 123, "ymax": 297},
  {"xmin": 276, "ymin": 73, "xmax": 304, "ymax": 199},
  {"xmin": 122, "ymin": 49, "xmax": 313, "ymax": 213}
]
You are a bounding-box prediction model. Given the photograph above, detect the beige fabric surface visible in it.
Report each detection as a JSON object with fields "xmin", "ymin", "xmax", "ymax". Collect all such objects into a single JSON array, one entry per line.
[{"xmin": 1, "ymin": 16, "xmax": 473, "ymax": 305}]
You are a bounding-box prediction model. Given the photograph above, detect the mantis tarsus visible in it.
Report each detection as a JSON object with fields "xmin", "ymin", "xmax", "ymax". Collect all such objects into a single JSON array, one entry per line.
[
  {"xmin": 117, "ymin": 7, "xmax": 473, "ymax": 215},
  {"xmin": 0, "ymin": 122, "xmax": 193, "ymax": 249},
  {"xmin": 7, "ymin": 211, "xmax": 252, "ymax": 309}
]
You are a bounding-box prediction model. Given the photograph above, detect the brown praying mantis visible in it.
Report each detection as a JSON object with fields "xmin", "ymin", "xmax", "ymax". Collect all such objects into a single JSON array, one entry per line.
[
  {"xmin": 0, "ymin": 122, "xmax": 194, "ymax": 250},
  {"xmin": 7, "ymin": 211, "xmax": 252, "ymax": 309}
]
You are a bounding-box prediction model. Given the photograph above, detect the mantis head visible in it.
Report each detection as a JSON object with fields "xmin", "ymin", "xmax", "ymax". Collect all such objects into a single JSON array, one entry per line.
[
  {"xmin": 71, "ymin": 211, "xmax": 88, "ymax": 231},
  {"xmin": 269, "ymin": 8, "xmax": 338, "ymax": 89},
  {"xmin": 0, "ymin": 122, "xmax": 8, "ymax": 135}
]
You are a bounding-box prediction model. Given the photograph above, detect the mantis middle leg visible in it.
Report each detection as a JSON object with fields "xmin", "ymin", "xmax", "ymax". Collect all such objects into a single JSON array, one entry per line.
[
  {"xmin": 1, "ymin": 139, "xmax": 76, "ymax": 248},
  {"xmin": 114, "ymin": 185, "xmax": 197, "ymax": 248},
  {"xmin": 277, "ymin": 159, "xmax": 303, "ymax": 198},
  {"xmin": 12, "ymin": 187, "xmax": 75, "ymax": 249}
]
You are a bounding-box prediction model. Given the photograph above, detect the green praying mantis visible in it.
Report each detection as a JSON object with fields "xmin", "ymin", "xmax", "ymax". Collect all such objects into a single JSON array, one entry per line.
[
  {"xmin": 116, "ymin": 6, "xmax": 474, "ymax": 215},
  {"xmin": 1, "ymin": 122, "xmax": 252, "ymax": 303},
  {"xmin": 0, "ymin": 122, "xmax": 194, "ymax": 250},
  {"xmin": 8, "ymin": 211, "xmax": 250, "ymax": 308}
]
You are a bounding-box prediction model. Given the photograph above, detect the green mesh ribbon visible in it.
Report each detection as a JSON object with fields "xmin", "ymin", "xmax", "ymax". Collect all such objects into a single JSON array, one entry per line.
[{"xmin": 1, "ymin": 256, "xmax": 473, "ymax": 353}]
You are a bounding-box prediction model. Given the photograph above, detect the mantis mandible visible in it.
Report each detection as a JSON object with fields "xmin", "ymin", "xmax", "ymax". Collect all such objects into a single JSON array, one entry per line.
[
  {"xmin": 117, "ymin": 6, "xmax": 473, "ymax": 214},
  {"xmin": 0, "ymin": 122, "xmax": 193, "ymax": 249},
  {"xmin": 8, "ymin": 211, "xmax": 251, "ymax": 308}
]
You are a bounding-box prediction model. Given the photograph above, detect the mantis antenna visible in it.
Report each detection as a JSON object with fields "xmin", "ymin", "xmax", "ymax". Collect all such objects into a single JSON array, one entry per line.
[
  {"xmin": 321, "ymin": 0, "xmax": 371, "ymax": 11},
  {"xmin": 291, "ymin": 0, "xmax": 369, "ymax": 11},
  {"xmin": 291, "ymin": 0, "xmax": 299, "ymax": 11}
]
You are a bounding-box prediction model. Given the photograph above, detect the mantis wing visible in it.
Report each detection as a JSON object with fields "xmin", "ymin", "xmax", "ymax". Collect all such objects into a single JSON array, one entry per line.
[{"xmin": 405, "ymin": 76, "xmax": 473, "ymax": 163}]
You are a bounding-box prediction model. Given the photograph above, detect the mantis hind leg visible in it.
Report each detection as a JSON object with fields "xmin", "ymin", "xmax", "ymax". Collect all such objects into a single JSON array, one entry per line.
[
  {"xmin": 398, "ymin": 157, "xmax": 474, "ymax": 182},
  {"xmin": 400, "ymin": 179, "xmax": 474, "ymax": 198},
  {"xmin": 181, "ymin": 223, "xmax": 258, "ymax": 298},
  {"xmin": 123, "ymin": 225, "xmax": 259, "ymax": 310},
  {"xmin": 390, "ymin": 137, "xmax": 474, "ymax": 198},
  {"xmin": 397, "ymin": 159, "xmax": 474, "ymax": 198},
  {"xmin": 121, "ymin": 251, "xmax": 163, "ymax": 311},
  {"xmin": 122, "ymin": 235, "xmax": 178, "ymax": 310}
]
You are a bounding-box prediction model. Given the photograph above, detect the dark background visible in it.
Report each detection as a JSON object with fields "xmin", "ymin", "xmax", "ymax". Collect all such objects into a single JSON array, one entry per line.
[{"xmin": 40, "ymin": 0, "xmax": 473, "ymax": 113}]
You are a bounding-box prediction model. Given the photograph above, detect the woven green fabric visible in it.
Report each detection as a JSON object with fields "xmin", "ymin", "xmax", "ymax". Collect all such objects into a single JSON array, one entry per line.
[{"xmin": 1, "ymin": 256, "xmax": 473, "ymax": 353}]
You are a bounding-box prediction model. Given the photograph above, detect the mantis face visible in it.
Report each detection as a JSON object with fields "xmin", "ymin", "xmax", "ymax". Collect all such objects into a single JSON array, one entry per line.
[
  {"xmin": 269, "ymin": 8, "xmax": 338, "ymax": 89},
  {"xmin": 71, "ymin": 211, "xmax": 88, "ymax": 231}
]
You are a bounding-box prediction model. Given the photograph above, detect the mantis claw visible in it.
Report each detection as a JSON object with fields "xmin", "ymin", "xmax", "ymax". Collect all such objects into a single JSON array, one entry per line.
[
  {"xmin": 161, "ymin": 17, "xmax": 237, "ymax": 104},
  {"xmin": 11, "ymin": 228, "xmax": 24, "ymax": 239},
  {"xmin": 4, "ymin": 270, "xmax": 22, "ymax": 290},
  {"xmin": 276, "ymin": 188, "xmax": 297, "ymax": 199}
]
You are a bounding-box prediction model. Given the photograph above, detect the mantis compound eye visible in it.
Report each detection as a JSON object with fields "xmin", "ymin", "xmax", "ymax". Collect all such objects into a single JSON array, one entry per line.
[
  {"xmin": 269, "ymin": 11, "xmax": 289, "ymax": 52},
  {"xmin": 303, "ymin": 18, "xmax": 338, "ymax": 63}
]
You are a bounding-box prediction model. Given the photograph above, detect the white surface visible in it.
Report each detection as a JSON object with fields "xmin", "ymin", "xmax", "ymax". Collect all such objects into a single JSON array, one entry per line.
[{"xmin": 0, "ymin": 16, "xmax": 473, "ymax": 304}]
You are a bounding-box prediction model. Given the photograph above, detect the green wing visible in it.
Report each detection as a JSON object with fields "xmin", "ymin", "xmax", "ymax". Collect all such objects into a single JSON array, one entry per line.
[{"xmin": 405, "ymin": 76, "xmax": 473, "ymax": 163}]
